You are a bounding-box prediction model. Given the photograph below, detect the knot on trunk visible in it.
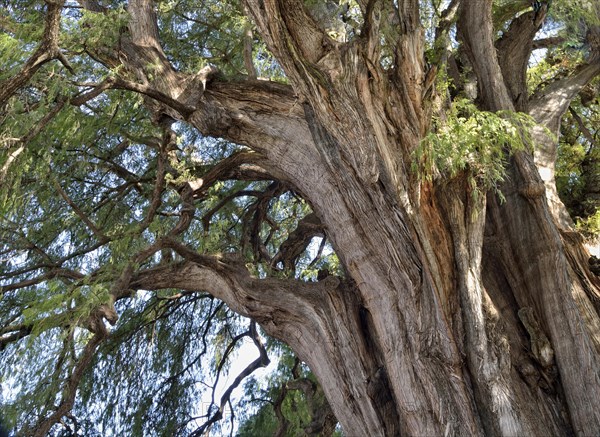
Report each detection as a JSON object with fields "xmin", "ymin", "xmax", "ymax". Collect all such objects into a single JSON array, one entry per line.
[
  {"xmin": 519, "ymin": 182, "xmax": 545, "ymax": 199},
  {"xmin": 518, "ymin": 307, "xmax": 554, "ymax": 368},
  {"xmin": 589, "ymin": 255, "xmax": 600, "ymax": 276}
]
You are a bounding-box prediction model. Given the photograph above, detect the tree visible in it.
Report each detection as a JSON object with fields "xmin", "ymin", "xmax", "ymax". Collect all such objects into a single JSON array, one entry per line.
[{"xmin": 1, "ymin": 0, "xmax": 600, "ymax": 435}]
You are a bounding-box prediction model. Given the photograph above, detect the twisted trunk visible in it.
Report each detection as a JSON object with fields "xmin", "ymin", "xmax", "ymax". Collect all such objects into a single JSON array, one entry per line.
[{"xmin": 115, "ymin": 0, "xmax": 600, "ymax": 434}]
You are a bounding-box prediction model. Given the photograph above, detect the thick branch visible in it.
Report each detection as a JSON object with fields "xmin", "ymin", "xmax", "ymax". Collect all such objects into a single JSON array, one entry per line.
[
  {"xmin": 496, "ymin": 8, "xmax": 546, "ymax": 111},
  {"xmin": 457, "ymin": 0, "xmax": 513, "ymax": 111},
  {"xmin": 73, "ymin": 0, "xmax": 320, "ymax": 186},
  {"xmin": 128, "ymin": 0, "xmax": 164, "ymax": 51},
  {"xmin": 395, "ymin": 0, "xmax": 421, "ymax": 35},
  {"xmin": 130, "ymin": 251, "xmax": 409, "ymax": 435},
  {"xmin": 243, "ymin": 0, "xmax": 329, "ymax": 67},
  {"xmin": 186, "ymin": 151, "xmax": 272, "ymax": 198},
  {"xmin": 243, "ymin": 23, "xmax": 257, "ymax": 79},
  {"xmin": 0, "ymin": 0, "xmax": 65, "ymax": 106},
  {"xmin": 530, "ymin": 62, "xmax": 600, "ymax": 133},
  {"xmin": 185, "ymin": 80, "xmax": 325, "ymax": 194},
  {"xmin": 271, "ymin": 213, "xmax": 324, "ymax": 271},
  {"xmin": 130, "ymin": 247, "xmax": 338, "ymax": 338}
]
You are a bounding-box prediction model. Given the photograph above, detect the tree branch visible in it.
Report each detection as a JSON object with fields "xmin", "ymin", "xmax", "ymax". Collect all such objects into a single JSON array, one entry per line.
[
  {"xmin": 0, "ymin": 0, "xmax": 65, "ymax": 106},
  {"xmin": 0, "ymin": 97, "xmax": 66, "ymax": 182},
  {"xmin": 112, "ymin": 77, "xmax": 196, "ymax": 119},
  {"xmin": 130, "ymin": 245, "xmax": 341, "ymax": 340},
  {"xmin": 70, "ymin": 77, "xmax": 116, "ymax": 106},
  {"xmin": 243, "ymin": 22, "xmax": 257, "ymax": 79},
  {"xmin": 128, "ymin": 0, "xmax": 163, "ymax": 51},
  {"xmin": 74, "ymin": 0, "xmax": 322, "ymax": 186},
  {"xmin": 360, "ymin": 0, "xmax": 386, "ymax": 61},
  {"xmin": 0, "ymin": 268, "xmax": 84, "ymax": 293},
  {"xmin": 0, "ymin": 325, "xmax": 32, "ymax": 351},
  {"xmin": 496, "ymin": 8, "xmax": 546, "ymax": 111},
  {"xmin": 457, "ymin": 0, "xmax": 513, "ymax": 111},
  {"xmin": 186, "ymin": 150, "xmax": 271, "ymax": 198},
  {"xmin": 190, "ymin": 321, "xmax": 269, "ymax": 436},
  {"xmin": 529, "ymin": 62, "xmax": 600, "ymax": 132},
  {"xmin": 533, "ymin": 36, "xmax": 566, "ymax": 50},
  {"xmin": 569, "ymin": 106, "xmax": 598, "ymax": 149},
  {"xmin": 395, "ymin": 0, "xmax": 421, "ymax": 35},
  {"xmin": 243, "ymin": 0, "xmax": 329, "ymax": 67},
  {"xmin": 270, "ymin": 213, "xmax": 324, "ymax": 272},
  {"xmin": 53, "ymin": 180, "xmax": 109, "ymax": 243},
  {"xmin": 75, "ymin": 0, "xmax": 105, "ymax": 13},
  {"xmin": 28, "ymin": 332, "xmax": 105, "ymax": 437},
  {"xmin": 74, "ymin": 0, "xmax": 321, "ymax": 195},
  {"xmin": 425, "ymin": 0, "xmax": 460, "ymax": 101}
]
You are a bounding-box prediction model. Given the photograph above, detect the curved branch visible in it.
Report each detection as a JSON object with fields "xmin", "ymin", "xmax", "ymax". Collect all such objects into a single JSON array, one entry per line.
[
  {"xmin": 190, "ymin": 321, "xmax": 269, "ymax": 437},
  {"xmin": 457, "ymin": 0, "xmax": 513, "ymax": 111},
  {"xmin": 28, "ymin": 332, "xmax": 105, "ymax": 437},
  {"xmin": 186, "ymin": 151, "xmax": 272, "ymax": 198},
  {"xmin": 130, "ymin": 244, "xmax": 340, "ymax": 339},
  {"xmin": 271, "ymin": 213, "xmax": 324, "ymax": 272},
  {"xmin": 0, "ymin": 0, "xmax": 65, "ymax": 106},
  {"xmin": 496, "ymin": 9, "xmax": 545, "ymax": 111},
  {"xmin": 73, "ymin": 0, "xmax": 321, "ymax": 188},
  {"xmin": 528, "ymin": 6, "xmax": 600, "ymax": 130},
  {"xmin": 530, "ymin": 63, "xmax": 600, "ymax": 132},
  {"xmin": 185, "ymin": 80, "xmax": 323, "ymax": 192}
]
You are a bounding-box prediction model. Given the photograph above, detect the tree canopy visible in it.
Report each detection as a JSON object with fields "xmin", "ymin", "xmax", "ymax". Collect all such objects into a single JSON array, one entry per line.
[{"xmin": 1, "ymin": 0, "xmax": 600, "ymax": 435}]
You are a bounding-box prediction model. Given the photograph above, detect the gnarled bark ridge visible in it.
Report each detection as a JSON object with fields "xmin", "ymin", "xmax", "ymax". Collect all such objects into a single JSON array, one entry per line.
[
  {"xmin": 3, "ymin": 0, "xmax": 600, "ymax": 434},
  {"xmin": 106, "ymin": 0, "xmax": 600, "ymax": 434}
]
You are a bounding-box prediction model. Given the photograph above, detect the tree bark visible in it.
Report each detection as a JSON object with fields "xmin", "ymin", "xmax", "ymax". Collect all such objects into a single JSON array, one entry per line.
[{"xmin": 75, "ymin": 0, "xmax": 600, "ymax": 434}]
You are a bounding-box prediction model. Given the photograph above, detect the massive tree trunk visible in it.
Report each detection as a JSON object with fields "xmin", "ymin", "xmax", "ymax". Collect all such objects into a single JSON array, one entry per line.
[{"xmin": 44, "ymin": 0, "xmax": 600, "ymax": 435}]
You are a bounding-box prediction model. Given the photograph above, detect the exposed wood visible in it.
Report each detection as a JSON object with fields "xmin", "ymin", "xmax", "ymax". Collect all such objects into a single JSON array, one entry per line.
[{"xmin": 3, "ymin": 0, "xmax": 600, "ymax": 435}]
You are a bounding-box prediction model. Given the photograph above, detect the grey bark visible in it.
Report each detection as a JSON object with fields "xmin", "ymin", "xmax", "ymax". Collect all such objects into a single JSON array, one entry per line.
[{"xmin": 68, "ymin": 0, "xmax": 600, "ymax": 435}]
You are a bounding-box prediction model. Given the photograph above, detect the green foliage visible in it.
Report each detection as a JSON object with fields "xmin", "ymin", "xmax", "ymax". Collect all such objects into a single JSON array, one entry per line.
[
  {"xmin": 154, "ymin": 0, "xmax": 264, "ymax": 77},
  {"xmin": 237, "ymin": 342, "xmax": 342, "ymax": 437},
  {"xmin": 414, "ymin": 99, "xmax": 537, "ymax": 200},
  {"xmin": 75, "ymin": 294, "xmax": 248, "ymax": 435},
  {"xmin": 575, "ymin": 210, "xmax": 600, "ymax": 236},
  {"xmin": 555, "ymin": 92, "xmax": 600, "ymax": 237},
  {"xmin": 70, "ymin": 7, "xmax": 129, "ymax": 50},
  {"xmin": 548, "ymin": 1, "xmax": 600, "ymax": 46},
  {"xmin": 0, "ymin": 0, "xmax": 598, "ymax": 434},
  {"xmin": 527, "ymin": 47, "xmax": 585, "ymax": 95}
]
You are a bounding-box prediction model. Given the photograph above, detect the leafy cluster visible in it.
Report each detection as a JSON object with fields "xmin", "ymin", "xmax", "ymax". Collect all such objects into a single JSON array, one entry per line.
[
  {"xmin": 556, "ymin": 91, "xmax": 600, "ymax": 237},
  {"xmin": 0, "ymin": 0, "xmax": 598, "ymax": 435},
  {"xmin": 414, "ymin": 99, "xmax": 537, "ymax": 200},
  {"xmin": 237, "ymin": 343, "xmax": 340, "ymax": 437}
]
